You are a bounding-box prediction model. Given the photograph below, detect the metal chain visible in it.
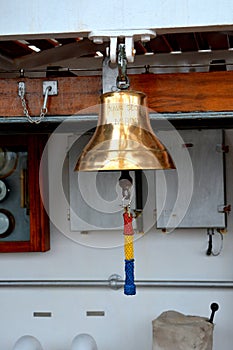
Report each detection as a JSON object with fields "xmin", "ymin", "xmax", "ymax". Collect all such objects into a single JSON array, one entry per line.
[
  {"xmin": 19, "ymin": 89, "xmax": 48, "ymax": 124},
  {"xmin": 116, "ymin": 43, "xmax": 130, "ymax": 90}
]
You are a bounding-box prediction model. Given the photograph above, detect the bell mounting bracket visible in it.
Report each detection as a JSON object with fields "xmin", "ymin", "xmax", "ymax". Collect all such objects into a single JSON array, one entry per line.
[{"xmin": 88, "ymin": 29, "xmax": 156, "ymax": 63}]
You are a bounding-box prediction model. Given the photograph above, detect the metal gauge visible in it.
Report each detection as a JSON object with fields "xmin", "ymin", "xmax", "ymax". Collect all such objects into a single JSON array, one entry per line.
[
  {"xmin": 0, "ymin": 148, "xmax": 18, "ymax": 179},
  {"xmin": 0, "ymin": 179, "xmax": 9, "ymax": 202},
  {"xmin": 0, "ymin": 209, "xmax": 15, "ymax": 238}
]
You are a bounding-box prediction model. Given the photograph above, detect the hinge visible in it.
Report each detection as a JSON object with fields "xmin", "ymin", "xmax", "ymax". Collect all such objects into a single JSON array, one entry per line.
[
  {"xmin": 216, "ymin": 144, "xmax": 229, "ymax": 153},
  {"xmin": 218, "ymin": 204, "xmax": 231, "ymax": 214}
]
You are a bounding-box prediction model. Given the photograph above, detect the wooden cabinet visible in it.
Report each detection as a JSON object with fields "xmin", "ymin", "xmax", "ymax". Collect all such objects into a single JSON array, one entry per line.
[{"xmin": 0, "ymin": 135, "xmax": 50, "ymax": 252}]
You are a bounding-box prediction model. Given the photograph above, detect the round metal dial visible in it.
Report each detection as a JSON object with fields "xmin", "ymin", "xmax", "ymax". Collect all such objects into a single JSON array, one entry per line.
[
  {"xmin": 0, "ymin": 148, "xmax": 18, "ymax": 179},
  {"xmin": 0, "ymin": 209, "xmax": 15, "ymax": 238},
  {"xmin": 0, "ymin": 180, "xmax": 8, "ymax": 202}
]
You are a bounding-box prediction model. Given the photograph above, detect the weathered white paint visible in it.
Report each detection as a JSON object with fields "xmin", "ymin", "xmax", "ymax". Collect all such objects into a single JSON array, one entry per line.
[
  {"xmin": 0, "ymin": 130, "xmax": 232, "ymax": 349},
  {"xmin": 1, "ymin": 0, "xmax": 233, "ymax": 39}
]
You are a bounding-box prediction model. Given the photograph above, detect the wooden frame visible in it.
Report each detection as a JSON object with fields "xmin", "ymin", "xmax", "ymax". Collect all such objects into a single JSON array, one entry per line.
[{"xmin": 0, "ymin": 134, "xmax": 50, "ymax": 252}]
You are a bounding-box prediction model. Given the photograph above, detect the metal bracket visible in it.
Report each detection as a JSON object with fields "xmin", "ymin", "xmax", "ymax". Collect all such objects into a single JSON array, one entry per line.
[
  {"xmin": 218, "ymin": 204, "xmax": 231, "ymax": 214},
  {"xmin": 102, "ymin": 57, "xmax": 118, "ymax": 93},
  {"xmin": 102, "ymin": 45, "xmax": 130, "ymax": 92},
  {"xmin": 89, "ymin": 29, "xmax": 156, "ymax": 63},
  {"xmin": 42, "ymin": 81, "xmax": 58, "ymax": 95},
  {"xmin": 216, "ymin": 144, "xmax": 229, "ymax": 153},
  {"xmin": 108, "ymin": 274, "xmax": 123, "ymax": 290},
  {"xmin": 18, "ymin": 81, "xmax": 25, "ymax": 97}
]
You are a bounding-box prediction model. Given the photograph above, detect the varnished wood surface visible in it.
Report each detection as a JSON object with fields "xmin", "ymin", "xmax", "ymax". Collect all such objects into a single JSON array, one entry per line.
[
  {"xmin": 0, "ymin": 72, "xmax": 233, "ymax": 117},
  {"xmin": 130, "ymin": 72, "xmax": 233, "ymax": 112},
  {"xmin": 0, "ymin": 76, "xmax": 102, "ymax": 117}
]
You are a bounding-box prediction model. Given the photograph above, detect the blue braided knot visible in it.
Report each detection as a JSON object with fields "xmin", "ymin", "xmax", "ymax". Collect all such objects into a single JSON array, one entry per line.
[{"xmin": 124, "ymin": 259, "xmax": 136, "ymax": 295}]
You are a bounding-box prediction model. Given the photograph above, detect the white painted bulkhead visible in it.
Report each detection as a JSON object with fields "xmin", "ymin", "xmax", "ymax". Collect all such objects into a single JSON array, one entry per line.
[
  {"xmin": 1, "ymin": 1, "xmax": 233, "ymax": 349},
  {"xmin": 0, "ymin": 130, "xmax": 232, "ymax": 349},
  {"xmin": 1, "ymin": 0, "xmax": 233, "ymax": 39}
]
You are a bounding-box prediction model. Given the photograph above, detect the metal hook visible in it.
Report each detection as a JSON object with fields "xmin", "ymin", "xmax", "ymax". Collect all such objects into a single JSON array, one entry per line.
[
  {"xmin": 143, "ymin": 65, "xmax": 151, "ymax": 74},
  {"xmin": 18, "ymin": 81, "xmax": 57, "ymax": 124},
  {"xmin": 206, "ymin": 228, "xmax": 223, "ymax": 256},
  {"xmin": 42, "ymin": 86, "xmax": 52, "ymax": 110}
]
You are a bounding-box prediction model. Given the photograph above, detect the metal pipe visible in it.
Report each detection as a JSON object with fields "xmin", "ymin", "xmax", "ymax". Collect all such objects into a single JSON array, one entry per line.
[
  {"xmin": 135, "ymin": 280, "xmax": 233, "ymax": 288},
  {"xmin": 0, "ymin": 280, "xmax": 109, "ymax": 288},
  {"xmin": 1, "ymin": 61, "xmax": 233, "ymax": 75},
  {"xmin": 0, "ymin": 280, "xmax": 233, "ymax": 289}
]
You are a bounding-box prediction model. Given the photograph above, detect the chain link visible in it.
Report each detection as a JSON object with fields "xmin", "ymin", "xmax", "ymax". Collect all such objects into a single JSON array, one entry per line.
[
  {"xmin": 116, "ymin": 43, "xmax": 130, "ymax": 90},
  {"xmin": 19, "ymin": 90, "xmax": 48, "ymax": 124}
]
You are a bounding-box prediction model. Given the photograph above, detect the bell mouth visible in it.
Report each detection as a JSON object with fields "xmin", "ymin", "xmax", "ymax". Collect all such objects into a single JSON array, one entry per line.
[
  {"xmin": 75, "ymin": 90, "xmax": 175, "ymax": 172},
  {"xmin": 75, "ymin": 138, "xmax": 175, "ymax": 171}
]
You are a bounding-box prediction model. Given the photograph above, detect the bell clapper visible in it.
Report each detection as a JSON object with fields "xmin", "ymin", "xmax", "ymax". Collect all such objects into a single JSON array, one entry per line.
[{"xmin": 119, "ymin": 170, "xmax": 134, "ymax": 211}]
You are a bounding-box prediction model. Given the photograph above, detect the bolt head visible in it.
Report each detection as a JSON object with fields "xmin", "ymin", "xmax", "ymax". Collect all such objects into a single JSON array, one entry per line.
[{"xmin": 93, "ymin": 37, "xmax": 104, "ymax": 44}]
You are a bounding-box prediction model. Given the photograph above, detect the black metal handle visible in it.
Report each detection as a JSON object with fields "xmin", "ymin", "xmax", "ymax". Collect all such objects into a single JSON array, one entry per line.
[{"xmin": 208, "ymin": 302, "xmax": 219, "ymax": 323}]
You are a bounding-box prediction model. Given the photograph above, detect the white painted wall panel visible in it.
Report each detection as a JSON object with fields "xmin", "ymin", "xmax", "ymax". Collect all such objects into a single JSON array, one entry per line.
[
  {"xmin": 0, "ymin": 130, "xmax": 232, "ymax": 349},
  {"xmin": 1, "ymin": 0, "xmax": 233, "ymax": 38},
  {"xmin": 0, "ymin": 287, "xmax": 232, "ymax": 350}
]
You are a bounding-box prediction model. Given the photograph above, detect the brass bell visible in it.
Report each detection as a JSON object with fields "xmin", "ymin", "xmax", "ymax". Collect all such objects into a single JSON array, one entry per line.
[{"xmin": 75, "ymin": 90, "xmax": 175, "ymax": 171}]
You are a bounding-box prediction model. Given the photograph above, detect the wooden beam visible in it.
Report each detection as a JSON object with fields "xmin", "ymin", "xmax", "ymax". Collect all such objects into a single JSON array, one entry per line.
[
  {"xmin": 130, "ymin": 72, "xmax": 233, "ymax": 112},
  {"xmin": 1, "ymin": 71, "xmax": 233, "ymax": 117},
  {"xmin": 0, "ymin": 53, "xmax": 14, "ymax": 70},
  {"xmin": 0, "ymin": 76, "xmax": 102, "ymax": 117}
]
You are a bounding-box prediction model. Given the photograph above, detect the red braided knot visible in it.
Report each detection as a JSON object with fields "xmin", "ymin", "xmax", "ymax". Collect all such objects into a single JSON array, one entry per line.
[{"xmin": 123, "ymin": 211, "xmax": 134, "ymax": 235}]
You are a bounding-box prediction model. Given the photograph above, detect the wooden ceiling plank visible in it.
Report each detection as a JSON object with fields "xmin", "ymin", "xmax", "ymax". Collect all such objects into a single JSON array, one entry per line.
[
  {"xmin": 175, "ymin": 33, "xmax": 197, "ymax": 52},
  {"xmin": 27, "ymin": 39, "xmax": 56, "ymax": 51},
  {"xmin": 13, "ymin": 39, "xmax": 108, "ymax": 69},
  {"xmin": 148, "ymin": 36, "xmax": 171, "ymax": 53},
  {"xmin": 55, "ymin": 38, "xmax": 77, "ymax": 45},
  {"xmin": 0, "ymin": 53, "xmax": 15, "ymax": 70},
  {"xmin": 163, "ymin": 34, "xmax": 181, "ymax": 52},
  {"xmin": 134, "ymin": 41, "xmax": 148, "ymax": 55},
  {"xmin": 194, "ymin": 32, "xmax": 210, "ymax": 51},
  {"xmin": 13, "ymin": 40, "xmax": 33, "ymax": 54},
  {"xmin": 227, "ymin": 34, "xmax": 233, "ymax": 48},
  {"xmin": 161, "ymin": 35, "xmax": 173, "ymax": 52},
  {"xmin": 0, "ymin": 40, "xmax": 32, "ymax": 59},
  {"xmin": 202, "ymin": 32, "xmax": 229, "ymax": 50}
]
